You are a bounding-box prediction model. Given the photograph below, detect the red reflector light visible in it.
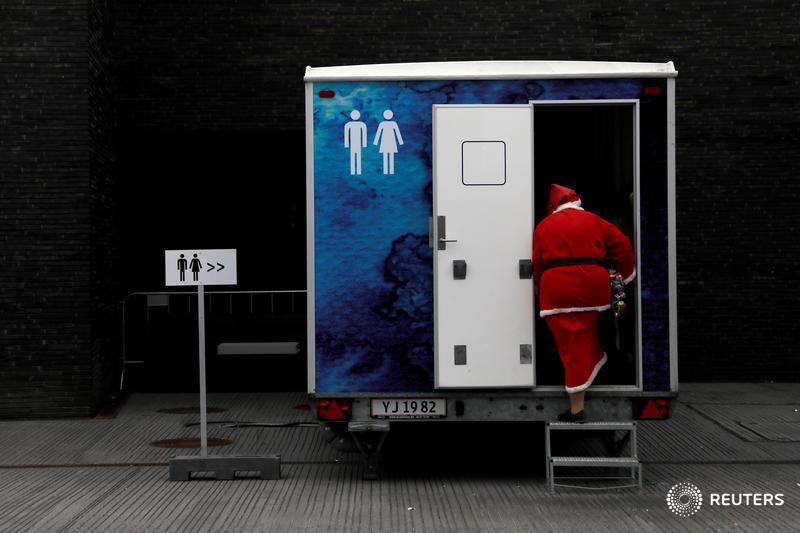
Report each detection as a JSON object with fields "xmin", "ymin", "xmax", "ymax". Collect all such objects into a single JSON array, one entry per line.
[
  {"xmin": 317, "ymin": 398, "xmax": 352, "ymax": 421},
  {"xmin": 318, "ymin": 89, "xmax": 335, "ymax": 98},
  {"xmin": 643, "ymin": 86, "xmax": 662, "ymax": 96},
  {"xmin": 633, "ymin": 398, "xmax": 671, "ymax": 420}
]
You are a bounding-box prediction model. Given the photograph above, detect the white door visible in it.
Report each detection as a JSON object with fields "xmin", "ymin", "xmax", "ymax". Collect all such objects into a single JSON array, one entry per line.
[{"xmin": 433, "ymin": 105, "xmax": 534, "ymax": 388}]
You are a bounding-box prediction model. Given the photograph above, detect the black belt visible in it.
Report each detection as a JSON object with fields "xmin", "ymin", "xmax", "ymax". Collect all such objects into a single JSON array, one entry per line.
[{"xmin": 542, "ymin": 257, "xmax": 606, "ymax": 272}]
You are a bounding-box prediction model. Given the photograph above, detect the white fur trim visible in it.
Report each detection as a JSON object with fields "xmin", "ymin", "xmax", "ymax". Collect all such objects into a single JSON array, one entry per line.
[
  {"xmin": 553, "ymin": 200, "xmax": 583, "ymax": 213},
  {"xmin": 623, "ymin": 269, "xmax": 636, "ymax": 285},
  {"xmin": 565, "ymin": 353, "xmax": 608, "ymax": 393},
  {"xmin": 539, "ymin": 304, "xmax": 610, "ymax": 318}
]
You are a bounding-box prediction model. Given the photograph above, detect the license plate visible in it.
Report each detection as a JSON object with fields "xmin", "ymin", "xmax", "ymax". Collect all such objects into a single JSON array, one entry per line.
[{"xmin": 371, "ymin": 398, "xmax": 447, "ymax": 419}]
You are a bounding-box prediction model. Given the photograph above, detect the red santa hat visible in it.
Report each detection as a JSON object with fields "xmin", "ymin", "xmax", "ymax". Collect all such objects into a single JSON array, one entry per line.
[{"xmin": 546, "ymin": 184, "xmax": 581, "ymax": 215}]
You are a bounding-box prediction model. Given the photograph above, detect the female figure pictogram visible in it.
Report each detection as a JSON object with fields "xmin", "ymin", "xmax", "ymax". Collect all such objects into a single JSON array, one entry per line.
[
  {"xmin": 189, "ymin": 253, "xmax": 202, "ymax": 282},
  {"xmin": 373, "ymin": 109, "xmax": 403, "ymax": 175}
]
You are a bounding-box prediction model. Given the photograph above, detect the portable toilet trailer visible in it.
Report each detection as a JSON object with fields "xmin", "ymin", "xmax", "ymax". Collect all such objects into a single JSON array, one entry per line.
[{"xmin": 304, "ymin": 61, "xmax": 677, "ymax": 434}]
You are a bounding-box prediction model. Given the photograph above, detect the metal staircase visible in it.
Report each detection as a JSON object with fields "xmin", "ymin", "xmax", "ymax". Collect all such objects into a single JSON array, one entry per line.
[{"xmin": 545, "ymin": 421, "xmax": 642, "ymax": 492}]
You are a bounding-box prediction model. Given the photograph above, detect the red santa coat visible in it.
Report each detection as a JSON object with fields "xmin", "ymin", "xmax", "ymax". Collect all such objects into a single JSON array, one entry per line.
[{"xmin": 533, "ymin": 185, "xmax": 635, "ymax": 392}]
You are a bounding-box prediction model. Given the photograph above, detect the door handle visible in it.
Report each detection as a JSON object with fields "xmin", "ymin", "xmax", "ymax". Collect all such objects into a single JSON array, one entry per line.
[{"xmin": 437, "ymin": 216, "xmax": 457, "ymax": 250}]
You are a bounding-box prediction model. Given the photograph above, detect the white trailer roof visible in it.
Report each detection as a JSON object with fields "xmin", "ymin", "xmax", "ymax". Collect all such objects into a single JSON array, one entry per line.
[{"xmin": 304, "ymin": 60, "xmax": 677, "ymax": 82}]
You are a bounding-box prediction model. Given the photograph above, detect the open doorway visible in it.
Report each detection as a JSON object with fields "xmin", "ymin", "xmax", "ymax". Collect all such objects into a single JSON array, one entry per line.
[{"xmin": 533, "ymin": 102, "xmax": 640, "ymax": 388}]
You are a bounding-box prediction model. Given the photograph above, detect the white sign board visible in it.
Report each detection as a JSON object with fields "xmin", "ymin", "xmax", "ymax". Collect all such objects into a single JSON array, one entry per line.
[{"xmin": 165, "ymin": 249, "xmax": 237, "ymax": 286}]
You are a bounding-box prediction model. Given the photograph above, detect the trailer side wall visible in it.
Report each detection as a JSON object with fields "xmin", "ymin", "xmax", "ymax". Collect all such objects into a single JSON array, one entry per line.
[{"xmin": 309, "ymin": 78, "xmax": 670, "ymax": 393}]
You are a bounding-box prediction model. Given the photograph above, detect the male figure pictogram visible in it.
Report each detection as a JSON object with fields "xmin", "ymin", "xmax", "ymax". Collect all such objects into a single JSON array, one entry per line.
[
  {"xmin": 344, "ymin": 110, "xmax": 367, "ymax": 175},
  {"xmin": 177, "ymin": 254, "xmax": 188, "ymax": 282}
]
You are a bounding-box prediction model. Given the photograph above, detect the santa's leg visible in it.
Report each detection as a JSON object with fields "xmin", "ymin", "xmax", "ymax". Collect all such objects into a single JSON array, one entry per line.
[
  {"xmin": 569, "ymin": 391, "xmax": 585, "ymax": 414},
  {"xmin": 546, "ymin": 311, "xmax": 606, "ymax": 414}
]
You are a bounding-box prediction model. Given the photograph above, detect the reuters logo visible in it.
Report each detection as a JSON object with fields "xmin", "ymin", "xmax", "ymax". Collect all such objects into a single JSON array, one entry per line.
[{"xmin": 666, "ymin": 482, "xmax": 703, "ymax": 517}]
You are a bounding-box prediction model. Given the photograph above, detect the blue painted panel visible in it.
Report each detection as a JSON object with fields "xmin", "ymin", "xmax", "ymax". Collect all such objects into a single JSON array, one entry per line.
[{"xmin": 312, "ymin": 79, "xmax": 670, "ymax": 392}]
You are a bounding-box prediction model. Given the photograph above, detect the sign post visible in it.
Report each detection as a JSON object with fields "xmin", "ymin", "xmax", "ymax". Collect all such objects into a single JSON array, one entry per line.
[
  {"xmin": 197, "ymin": 283, "xmax": 207, "ymax": 456},
  {"xmin": 164, "ymin": 248, "xmax": 279, "ymax": 481},
  {"xmin": 165, "ymin": 248, "xmax": 237, "ymax": 458},
  {"xmin": 164, "ymin": 248, "xmax": 281, "ymax": 480}
]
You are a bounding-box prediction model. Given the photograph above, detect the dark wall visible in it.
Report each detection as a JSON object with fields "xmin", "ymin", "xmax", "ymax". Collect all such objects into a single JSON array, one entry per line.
[
  {"xmin": 0, "ymin": 1, "xmax": 120, "ymax": 417},
  {"xmin": 116, "ymin": 129, "xmax": 306, "ymax": 292},
  {"xmin": 2, "ymin": 1, "xmax": 798, "ymax": 416},
  {"xmin": 1, "ymin": 2, "xmax": 93, "ymax": 417},
  {"xmin": 89, "ymin": 0, "xmax": 120, "ymax": 412},
  {"xmin": 113, "ymin": 0, "xmax": 799, "ymax": 381}
]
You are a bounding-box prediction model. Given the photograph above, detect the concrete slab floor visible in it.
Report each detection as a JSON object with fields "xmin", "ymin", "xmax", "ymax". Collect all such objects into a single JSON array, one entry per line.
[{"xmin": 0, "ymin": 384, "xmax": 798, "ymax": 532}]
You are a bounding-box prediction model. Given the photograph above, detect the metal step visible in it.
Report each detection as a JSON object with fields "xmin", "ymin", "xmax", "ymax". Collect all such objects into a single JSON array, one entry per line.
[
  {"xmin": 546, "ymin": 421, "xmax": 642, "ymax": 492},
  {"xmin": 551, "ymin": 456, "xmax": 639, "ymax": 467}
]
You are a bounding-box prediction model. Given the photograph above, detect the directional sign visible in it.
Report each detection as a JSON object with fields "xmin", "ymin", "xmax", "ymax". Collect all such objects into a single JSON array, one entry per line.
[{"xmin": 165, "ymin": 249, "xmax": 237, "ymax": 286}]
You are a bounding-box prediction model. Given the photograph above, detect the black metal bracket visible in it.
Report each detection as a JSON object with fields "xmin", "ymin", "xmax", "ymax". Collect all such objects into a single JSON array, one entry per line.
[
  {"xmin": 349, "ymin": 421, "xmax": 390, "ymax": 480},
  {"xmin": 519, "ymin": 259, "xmax": 533, "ymax": 279},
  {"xmin": 453, "ymin": 260, "xmax": 467, "ymax": 280}
]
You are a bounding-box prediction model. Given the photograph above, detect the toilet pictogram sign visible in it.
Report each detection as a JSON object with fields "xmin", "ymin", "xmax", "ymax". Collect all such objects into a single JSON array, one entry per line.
[
  {"xmin": 163, "ymin": 248, "xmax": 237, "ymax": 459},
  {"xmin": 165, "ymin": 249, "xmax": 237, "ymax": 286}
]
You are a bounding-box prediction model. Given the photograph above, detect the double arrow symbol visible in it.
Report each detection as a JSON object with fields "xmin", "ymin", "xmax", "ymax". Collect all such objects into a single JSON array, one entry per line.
[{"xmin": 206, "ymin": 262, "xmax": 225, "ymax": 272}]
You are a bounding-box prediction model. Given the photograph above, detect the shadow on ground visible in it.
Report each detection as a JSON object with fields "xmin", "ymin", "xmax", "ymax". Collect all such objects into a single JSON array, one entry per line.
[{"xmin": 380, "ymin": 422, "xmax": 547, "ymax": 477}]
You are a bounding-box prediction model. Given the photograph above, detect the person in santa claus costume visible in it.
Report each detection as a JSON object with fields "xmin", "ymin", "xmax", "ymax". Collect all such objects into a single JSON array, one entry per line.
[{"xmin": 533, "ymin": 184, "xmax": 635, "ymax": 422}]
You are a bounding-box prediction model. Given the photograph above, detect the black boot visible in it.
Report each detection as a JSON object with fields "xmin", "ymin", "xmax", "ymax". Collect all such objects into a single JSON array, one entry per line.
[{"xmin": 557, "ymin": 408, "xmax": 586, "ymax": 423}]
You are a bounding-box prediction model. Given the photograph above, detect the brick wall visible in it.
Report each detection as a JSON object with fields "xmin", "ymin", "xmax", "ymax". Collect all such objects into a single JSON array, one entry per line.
[
  {"xmin": 89, "ymin": 0, "xmax": 120, "ymax": 410},
  {"xmin": 0, "ymin": 1, "xmax": 120, "ymax": 417},
  {"xmin": 2, "ymin": 0, "xmax": 798, "ymax": 417},
  {"xmin": 0, "ymin": 2, "xmax": 94, "ymax": 416},
  {"xmin": 114, "ymin": 0, "xmax": 799, "ymax": 381}
]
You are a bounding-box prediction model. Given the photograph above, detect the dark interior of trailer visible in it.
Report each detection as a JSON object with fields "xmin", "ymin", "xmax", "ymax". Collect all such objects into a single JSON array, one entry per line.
[{"xmin": 533, "ymin": 104, "xmax": 638, "ymax": 387}]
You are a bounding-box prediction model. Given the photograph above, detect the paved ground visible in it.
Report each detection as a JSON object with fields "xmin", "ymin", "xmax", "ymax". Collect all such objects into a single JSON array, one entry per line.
[{"xmin": 0, "ymin": 383, "xmax": 798, "ymax": 532}]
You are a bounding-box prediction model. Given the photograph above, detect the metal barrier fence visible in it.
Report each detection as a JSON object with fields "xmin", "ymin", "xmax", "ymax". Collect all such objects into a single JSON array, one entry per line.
[{"xmin": 120, "ymin": 290, "xmax": 307, "ymax": 389}]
